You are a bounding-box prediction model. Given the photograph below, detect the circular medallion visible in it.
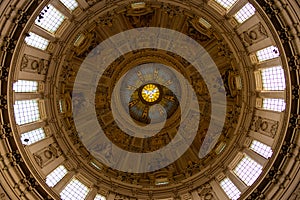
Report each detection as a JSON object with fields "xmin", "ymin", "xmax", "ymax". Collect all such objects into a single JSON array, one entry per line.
[{"xmin": 141, "ymin": 83, "xmax": 161, "ymax": 103}]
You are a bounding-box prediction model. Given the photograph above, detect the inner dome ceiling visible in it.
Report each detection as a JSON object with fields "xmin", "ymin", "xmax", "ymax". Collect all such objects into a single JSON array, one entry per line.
[{"xmin": 58, "ymin": 3, "xmax": 242, "ymax": 185}]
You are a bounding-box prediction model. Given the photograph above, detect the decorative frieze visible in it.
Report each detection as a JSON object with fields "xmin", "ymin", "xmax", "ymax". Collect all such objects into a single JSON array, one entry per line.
[
  {"xmin": 86, "ymin": 0, "xmax": 101, "ymax": 6},
  {"xmin": 197, "ymin": 183, "xmax": 218, "ymax": 200},
  {"xmin": 240, "ymin": 23, "xmax": 268, "ymax": 47},
  {"xmin": 114, "ymin": 193, "xmax": 135, "ymax": 200},
  {"xmin": 33, "ymin": 143, "xmax": 62, "ymax": 168},
  {"xmin": 20, "ymin": 55, "xmax": 49, "ymax": 75},
  {"xmin": 97, "ymin": 12, "xmax": 115, "ymax": 27},
  {"xmin": 250, "ymin": 116, "xmax": 279, "ymax": 138},
  {"xmin": 162, "ymin": 4, "xmax": 184, "ymax": 18}
]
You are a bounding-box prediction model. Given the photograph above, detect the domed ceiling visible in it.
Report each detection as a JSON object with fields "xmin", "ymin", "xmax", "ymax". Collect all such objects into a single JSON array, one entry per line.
[
  {"xmin": 59, "ymin": 3, "xmax": 242, "ymax": 184},
  {"xmin": 0, "ymin": 0, "xmax": 300, "ymax": 199}
]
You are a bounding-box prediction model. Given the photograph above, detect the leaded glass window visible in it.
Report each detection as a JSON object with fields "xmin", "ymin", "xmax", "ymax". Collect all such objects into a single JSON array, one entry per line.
[
  {"xmin": 250, "ymin": 140, "xmax": 273, "ymax": 159},
  {"xmin": 35, "ymin": 4, "xmax": 65, "ymax": 33},
  {"xmin": 46, "ymin": 165, "xmax": 68, "ymax": 187},
  {"xmin": 256, "ymin": 46, "xmax": 280, "ymax": 62},
  {"xmin": 21, "ymin": 128, "xmax": 45, "ymax": 145},
  {"xmin": 234, "ymin": 3, "xmax": 256, "ymax": 23},
  {"xmin": 60, "ymin": 0, "xmax": 78, "ymax": 11},
  {"xmin": 262, "ymin": 98, "xmax": 286, "ymax": 112},
  {"xmin": 261, "ymin": 66, "xmax": 285, "ymax": 90},
  {"xmin": 14, "ymin": 100, "xmax": 40, "ymax": 125},
  {"xmin": 233, "ymin": 156, "xmax": 263, "ymax": 186},
  {"xmin": 25, "ymin": 32, "xmax": 49, "ymax": 50},
  {"xmin": 215, "ymin": 0, "xmax": 238, "ymax": 9},
  {"xmin": 13, "ymin": 80, "xmax": 38, "ymax": 93},
  {"xmin": 220, "ymin": 178, "xmax": 241, "ymax": 200},
  {"xmin": 60, "ymin": 178, "xmax": 89, "ymax": 200}
]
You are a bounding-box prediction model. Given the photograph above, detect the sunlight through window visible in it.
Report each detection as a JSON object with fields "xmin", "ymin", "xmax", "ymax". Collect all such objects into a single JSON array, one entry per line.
[
  {"xmin": 234, "ymin": 3, "xmax": 256, "ymax": 23},
  {"xmin": 46, "ymin": 165, "xmax": 68, "ymax": 187},
  {"xmin": 13, "ymin": 80, "xmax": 38, "ymax": 93},
  {"xmin": 220, "ymin": 178, "xmax": 241, "ymax": 200},
  {"xmin": 60, "ymin": 0, "xmax": 78, "ymax": 11},
  {"xmin": 35, "ymin": 4, "xmax": 65, "ymax": 33},
  {"xmin": 262, "ymin": 98, "xmax": 286, "ymax": 112},
  {"xmin": 94, "ymin": 194, "xmax": 106, "ymax": 200},
  {"xmin": 233, "ymin": 156, "xmax": 262, "ymax": 186},
  {"xmin": 21, "ymin": 128, "xmax": 45, "ymax": 145},
  {"xmin": 215, "ymin": 0, "xmax": 238, "ymax": 9},
  {"xmin": 261, "ymin": 66, "xmax": 285, "ymax": 90},
  {"xmin": 256, "ymin": 46, "xmax": 280, "ymax": 62},
  {"xmin": 14, "ymin": 100, "xmax": 40, "ymax": 125},
  {"xmin": 250, "ymin": 140, "xmax": 273, "ymax": 159},
  {"xmin": 60, "ymin": 178, "xmax": 89, "ymax": 200},
  {"xmin": 25, "ymin": 32, "xmax": 49, "ymax": 50}
]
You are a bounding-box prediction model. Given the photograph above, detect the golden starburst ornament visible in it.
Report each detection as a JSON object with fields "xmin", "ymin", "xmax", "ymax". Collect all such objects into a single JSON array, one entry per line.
[{"xmin": 141, "ymin": 84, "xmax": 160, "ymax": 103}]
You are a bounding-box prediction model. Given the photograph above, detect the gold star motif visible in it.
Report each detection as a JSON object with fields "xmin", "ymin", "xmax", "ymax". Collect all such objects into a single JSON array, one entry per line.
[{"xmin": 141, "ymin": 84, "xmax": 160, "ymax": 103}]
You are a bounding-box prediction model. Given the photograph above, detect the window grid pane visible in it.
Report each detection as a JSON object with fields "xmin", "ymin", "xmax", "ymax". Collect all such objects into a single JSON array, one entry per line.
[
  {"xmin": 234, "ymin": 3, "xmax": 256, "ymax": 23},
  {"xmin": 14, "ymin": 100, "xmax": 40, "ymax": 125},
  {"xmin": 94, "ymin": 194, "xmax": 106, "ymax": 200},
  {"xmin": 21, "ymin": 128, "xmax": 45, "ymax": 145},
  {"xmin": 233, "ymin": 156, "xmax": 263, "ymax": 186},
  {"xmin": 60, "ymin": 178, "xmax": 89, "ymax": 200},
  {"xmin": 46, "ymin": 165, "xmax": 68, "ymax": 187},
  {"xmin": 220, "ymin": 178, "xmax": 241, "ymax": 200},
  {"xmin": 13, "ymin": 80, "xmax": 38, "ymax": 93},
  {"xmin": 35, "ymin": 4, "xmax": 65, "ymax": 33},
  {"xmin": 25, "ymin": 32, "xmax": 49, "ymax": 50},
  {"xmin": 261, "ymin": 66, "xmax": 286, "ymax": 90},
  {"xmin": 256, "ymin": 46, "xmax": 280, "ymax": 62},
  {"xmin": 60, "ymin": 0, "xmax": 78, "ymax": 11},
  {"xmin": 262, "ymin": 98, "xmax": 286, "ymax": 112},
  {"xmin": 215, "ymin": 0, "xmax": 238, "ymax": 9},
  {"xmin": 250, "ymin": 140, "xmax": 273, "ymax": 159}
]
